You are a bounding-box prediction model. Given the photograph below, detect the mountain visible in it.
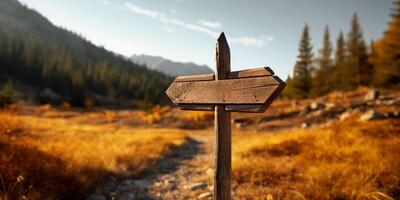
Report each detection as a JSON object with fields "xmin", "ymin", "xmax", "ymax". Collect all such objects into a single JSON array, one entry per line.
[
  {"xmin": 0, "ymin": 0, "xmax": 172, "ymax": 106},
  {"xmin": 131, "ymin": 55, "xmax": 213, "ymax": 76}
]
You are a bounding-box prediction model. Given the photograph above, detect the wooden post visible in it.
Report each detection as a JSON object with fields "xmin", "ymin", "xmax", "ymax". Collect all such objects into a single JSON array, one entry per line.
[
  {"xmin": 214, "ymin": 32, "xmax": 231, "ymax": 200},
  {"xmin": 166, "ymin": 32, "xmax": 286, "ymax": 200}
]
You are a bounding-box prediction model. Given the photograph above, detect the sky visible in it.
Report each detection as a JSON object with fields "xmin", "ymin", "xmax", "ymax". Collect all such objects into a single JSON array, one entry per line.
[{"xmin": 18, "ymin": 0, "xmax": 393, "ymax": 78}]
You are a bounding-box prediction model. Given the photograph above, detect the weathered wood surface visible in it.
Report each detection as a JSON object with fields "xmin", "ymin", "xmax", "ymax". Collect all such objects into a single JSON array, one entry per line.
[
  {"xmin": 167, "ymin": 66, "xmax": 284, "ymax": 112},
  {"xmin": 228, "ymin": 67, "xmax": 274, "ymax": 79},
  {"xmin": 174, "ymin": 73, "xmax": 215, "ymax": 82},
  {"xmin": 179, "ymin": 104, "xmax": 215, "ymax": 111},
  {"xmin": 173, "ymin": 67, "xmax": 274, "ymax": 83},
  {"xmin": 214, "ymin": 32, "xmax": 231, "ymax": 200},
  {"xmin": 166, "ymin": 76, "xmax": 282, "ymax": 104}
]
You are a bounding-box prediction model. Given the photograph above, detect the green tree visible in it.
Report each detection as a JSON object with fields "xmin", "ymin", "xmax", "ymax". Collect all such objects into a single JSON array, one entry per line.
[
  {"xmin": 371, "ymin": 0, "xmax": 400, "ymax": 86},
  {"xmin": 311, "ymin": 26, "xmax": 333, "ymax": 96},
  {"xmin": 347, "ymin": 13, "xmax": 369, "ymax": 87},
  {"xmin": 333, "ymin": 31, "xmax": 348, "ymax": 90},
  {"xmin": 289, "ymin": 24, "xmax": 314, "ymax": 98}
]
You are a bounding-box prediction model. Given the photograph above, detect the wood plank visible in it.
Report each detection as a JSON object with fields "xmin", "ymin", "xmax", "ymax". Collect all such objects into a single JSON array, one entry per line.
[
  {"xmin": 172, "ymin": 67, "xmax": 273, "ymax": 84},
  {"xmin": 228, "ymin": 67, "xmax": 274, "ymax": 79},
  {"xmin": 174, "ymin": 73, "xmax": 215, "ymax": 82},
  {"xmin": 166, "ymin": 76, "xmax": 282, "ymax": 104},
  {"xmin": 214, "ymin": 32, "xmax": 231, "ymax": 200},
  {"xmin": 225, "ymin": 104, "xmax": 267, "ymax": 112},
  {"xmin": 178, "ymin": 104, "xmax": 214, "ymax": 111},
  {"xmin": 177, "ymin": 104, "xmax": 267, "ymax": 112}
]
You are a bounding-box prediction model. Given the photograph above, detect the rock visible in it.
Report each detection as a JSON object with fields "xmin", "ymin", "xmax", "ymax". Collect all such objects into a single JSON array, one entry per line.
[
  {"xmin": 364, "ymin": 89, "xmax": 380, "ymax": 101},
  {"xmin": 198, "ymin": 192, "xmax": 212, "ymax": 199},
  {"xmin": 324, "ymin": 103, "xmax": 336, "ymax": 110},
  {"xmin": 86, "ymin": 194, "xmax": 106, "ymax": 200},
  {"xmin": 311, "ymin": 110, "xmax": 323, "ymax": 117},
  {"xmin": 154, "ymin": 181, "xmax": 163, "ymax": 187},
  {"xmin": 359, "ymin": 110, "xmax": 383, "ymax": 121},
  {"xmin": 385, "ymin": 98, "xmax": 400, "ymax": 105},
  {"xmin": 235, "ymin": 122, "xmax": 243, "ymax": 129},
  {"xmin": 310, "ymin": 102, "xmax": 325, "ymax": 110},
  {"xmin": 340, "ymin": 111, "xmax": 352, "ymax": 121},
  {"xmin": 383, "ymin": 111, "xmax": 400, "ymax": 118},
  {"xmin": 190, "ymin": 182, "xmax": 208, "ymax": 191},
  {"xmin": 301, "ymin": 122, "xmax": 309, "ymax": 129},
  {"xmin": 133, "ymin": 179, "xmax": 151, "ymax": 187}
]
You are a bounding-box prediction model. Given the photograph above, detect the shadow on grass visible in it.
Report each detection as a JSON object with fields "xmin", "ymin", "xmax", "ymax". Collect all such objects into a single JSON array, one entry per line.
[{"xmin": 0, "ymin": 139, "xmax": 111, "ymax": 200}]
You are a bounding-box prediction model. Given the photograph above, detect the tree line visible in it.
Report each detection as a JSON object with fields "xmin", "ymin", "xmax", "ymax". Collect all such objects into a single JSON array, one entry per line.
[
  {"xmin": 0, "ymin": 30, "xmax": 173, "ymax": 106},
  {"xmin": 284, "ymin": 0, "xmax": 400, "ymax": 99}
]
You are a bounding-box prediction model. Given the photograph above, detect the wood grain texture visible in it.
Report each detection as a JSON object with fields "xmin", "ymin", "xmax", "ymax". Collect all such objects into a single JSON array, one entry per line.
[
  {"xmin": 174, "ymin": 73, "xmax": 215, "ymax": 82},
  {"xmin": 166, "ymin": 76, "xmax": 282, "ymax": 104},
  {"xmin": 228, "ymin": 67, "xmax": 274, "ymax": 79},
  {"xmin": 214, "ymin": 32, "xmax": 231, "ymax": 200}
]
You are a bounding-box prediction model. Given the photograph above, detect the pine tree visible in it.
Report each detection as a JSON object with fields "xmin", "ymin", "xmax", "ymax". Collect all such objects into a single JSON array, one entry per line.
[
  {"xmin": 289, "ymin": 24, "xmax": 313, "ymax": 98},
  {"xmin": 371, "ymin": 0, "xmax": 400, "ymax": 86},
  {"xmin": 311, "ymin": 26, "xmax": 333, "ymax": 96},
  {"xmin": 347, "ymin": 13, "xmax": 369, "ymax": 87},
  {"xmin": 333, "ymin": 31, "xmax": 347, "ymax": 90}
]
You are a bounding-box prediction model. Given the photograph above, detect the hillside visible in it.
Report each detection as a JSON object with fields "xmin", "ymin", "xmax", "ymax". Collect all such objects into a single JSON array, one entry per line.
[
  {"xmin": 0, "ymin": 0, "xmax": 172, "ymax": 106},
  {"xmin": 131, "ymin": 54, "xmax": 213, "ymax": 76}
]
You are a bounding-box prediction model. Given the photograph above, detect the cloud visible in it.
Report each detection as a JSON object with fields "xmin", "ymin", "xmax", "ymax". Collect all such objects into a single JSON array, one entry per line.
[
  {"xmin": 197, "ymin": 20, "xmax": 222, "ymax": 29},
  {"xmin": 229, "ymin": 35, "xmax": 274, "ymax": 47},
  {"xmin": 160, "ymin": 14, "xmax": 185, "ymax": 26},
  {"xmin": 122, "ymin": 2, "xmax": 272, "ymax": 47},
  {"xmin": 184, "ymin": 23, "xmax": 219, "ymax": 38},
  {"xmin": 124, "ymin": 2, "xmax": 160, "ymax": 18}
]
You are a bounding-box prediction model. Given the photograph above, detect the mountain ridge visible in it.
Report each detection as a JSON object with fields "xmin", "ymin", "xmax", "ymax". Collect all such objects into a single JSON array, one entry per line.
[
  {"xmin": 0, "ymin": 0, "xmax": 172, "ymax": 105},
  {"xmin": 131, "ymin": 54, "xmax": 213, "ymax": 76}
]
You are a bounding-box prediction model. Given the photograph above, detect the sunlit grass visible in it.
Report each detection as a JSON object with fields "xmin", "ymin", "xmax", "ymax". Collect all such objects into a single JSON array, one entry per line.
[
  {"xmin": 233, "ymin": 118, "xmax": 400, "ymax": 200},
  {"xmin": 0, "ymin": 108, "xmax": 188, "ymax": 199}
]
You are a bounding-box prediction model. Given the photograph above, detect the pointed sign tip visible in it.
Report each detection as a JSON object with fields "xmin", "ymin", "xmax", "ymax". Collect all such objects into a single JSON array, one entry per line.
[{"xmin": 217, "ymin": 32, "xmax": 227, "ymax": 43}]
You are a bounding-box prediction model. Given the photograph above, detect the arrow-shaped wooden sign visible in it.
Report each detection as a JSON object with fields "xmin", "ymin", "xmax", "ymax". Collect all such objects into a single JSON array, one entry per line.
[
  {"xmin": 166, "ymin": 67, "xmax": 285, "ymax": 113},
  {"xmin": 165, "ymin": 32, "xmax": 286, "ymax": 200}
]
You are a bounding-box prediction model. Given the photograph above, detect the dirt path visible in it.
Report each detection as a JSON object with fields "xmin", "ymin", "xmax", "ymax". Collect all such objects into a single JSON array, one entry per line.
[{"xmin": 102, "ymin": 132, "xmax": 215, "ymax": 200}]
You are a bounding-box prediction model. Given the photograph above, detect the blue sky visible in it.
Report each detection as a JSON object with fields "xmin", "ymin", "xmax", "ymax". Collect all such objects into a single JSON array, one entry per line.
[{"xmin": 18, "ymin": 0, "xmax": 393, "ymax": 77}]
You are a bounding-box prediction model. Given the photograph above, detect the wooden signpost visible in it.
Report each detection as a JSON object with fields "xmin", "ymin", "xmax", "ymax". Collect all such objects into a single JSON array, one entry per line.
[{"xmin": 166, "ymin": 32, "xmax": 286, "ymax": 200}]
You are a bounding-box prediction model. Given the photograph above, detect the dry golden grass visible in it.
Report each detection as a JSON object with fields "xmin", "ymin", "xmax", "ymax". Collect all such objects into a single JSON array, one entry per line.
[
  {"xmin": 0, "ymin": 108, "xmax": 188, "ymax": 199},
  {"xmin": 233, "ymin": 118, "xmax": 400, "ymax": 200},
  {"xmin": 144, "ymin": 105, "xmax": 170, "ymax": 124},
  {"xmin": 0, "ymin": 107, "xmax": 22, "ymax": 135},
  {"xmin": 182, "ymin": 111, "xmax": 214, "ymax": 123}
]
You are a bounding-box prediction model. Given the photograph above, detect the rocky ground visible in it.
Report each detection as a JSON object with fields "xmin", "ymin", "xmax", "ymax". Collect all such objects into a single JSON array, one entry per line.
[{"xmin": 87, "ymin": 132, "xmax": 215, "ymax": 200}]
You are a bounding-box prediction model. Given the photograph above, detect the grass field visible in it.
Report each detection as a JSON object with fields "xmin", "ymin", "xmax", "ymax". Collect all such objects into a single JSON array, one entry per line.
[
  {"xmin": 0, "ymin": 89, "xmax": 399, "ymax": 200},
  {"xmin": 0, "ymin": 107, "xmax": 188, "ymax": 200},
  {"xmin": 232, "ymin": 117, "xmax": 400, "ymax": 199}
]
